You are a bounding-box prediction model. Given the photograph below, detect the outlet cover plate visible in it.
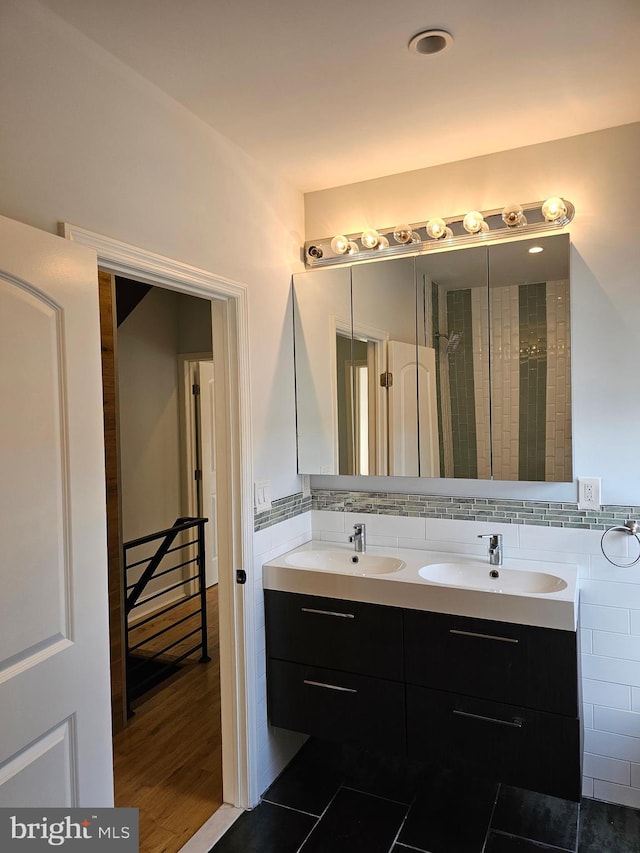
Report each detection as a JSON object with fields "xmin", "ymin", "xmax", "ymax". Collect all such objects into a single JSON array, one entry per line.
[{"xmin": 578, "ymin": 476, "xmax": 601, "ymax": 510}]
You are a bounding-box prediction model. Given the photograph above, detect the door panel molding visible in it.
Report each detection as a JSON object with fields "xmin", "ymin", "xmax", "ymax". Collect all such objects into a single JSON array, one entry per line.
[{"xmin": 0, "ymin": 719, "xmax": 75, "ymax": 807}]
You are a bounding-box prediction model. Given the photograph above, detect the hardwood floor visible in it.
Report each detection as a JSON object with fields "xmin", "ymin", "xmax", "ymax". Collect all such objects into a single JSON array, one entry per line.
[{"xmin": 113, "ymin": 586, "xmax": 223, "ymax": 853}]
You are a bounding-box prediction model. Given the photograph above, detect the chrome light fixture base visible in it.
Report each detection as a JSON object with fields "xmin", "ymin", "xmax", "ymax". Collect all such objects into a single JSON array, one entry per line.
[{"xmin": 304, "ymin": 198, "xmax": 575, "ymax": 268}]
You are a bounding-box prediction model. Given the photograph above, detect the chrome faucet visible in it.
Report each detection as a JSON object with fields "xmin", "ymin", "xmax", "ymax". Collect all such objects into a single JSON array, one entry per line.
[
  {"xmin": 349, "ymin": 523, "xmax": 367, "ymax": 553},
  {"xmin": 478, "ymin": 533, "xmax": 503, "ymax": 566}
]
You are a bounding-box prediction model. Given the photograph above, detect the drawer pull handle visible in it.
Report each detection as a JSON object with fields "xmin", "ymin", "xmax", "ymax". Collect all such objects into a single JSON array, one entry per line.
[
  {"xmin": 303, "ymin": 679, "xmax": 357, "ymax": 694},
  {"xmin": 301, "ymin": 607, "xmax": 355, "ymax": 619},
  {"xmin": 449, "ymin": 628, "xmax": 518, "ymax": 644},
  {"xmin": 453, "ymin": 709, "xmax": 524, "ymax": 728}
]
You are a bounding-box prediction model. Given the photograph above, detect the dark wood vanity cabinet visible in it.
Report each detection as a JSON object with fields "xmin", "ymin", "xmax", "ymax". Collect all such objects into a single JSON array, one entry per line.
[
  {"xmin": 264, "ymin": 589, "xmax": 403, "ymax": 679},
  {"xmin": 264, "ymin": 590, "xmax": 406, "ymax": 753},
  {"xmin": 265, "ymin": 590, "xmax": 582, "ymax": 801},
  {"xmin": 404, "ymin": 610, "xmax": 579, "ymax": 716},
  {"xmin": 404, "ymin": 609, "xmax": 582, "ymax": 802}
]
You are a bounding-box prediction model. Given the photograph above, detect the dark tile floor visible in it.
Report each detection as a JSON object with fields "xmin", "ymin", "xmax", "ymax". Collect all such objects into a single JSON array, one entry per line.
[{"xmin": 210, "ymin": 739, "xmax": 640, "ymax": 852}]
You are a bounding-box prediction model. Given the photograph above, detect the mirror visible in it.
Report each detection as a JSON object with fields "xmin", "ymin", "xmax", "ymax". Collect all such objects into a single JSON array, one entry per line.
[
  {"xmin": 293, "ymin": 233, "xmax": 571, "ymax": 482},
  {"xmin": 351, "ymin": 257, "xmax": 417, "ymax": 476},
  {"xmin": 488, "ymin": 234, "xmax": 571, "ymax": 482},
  {"xmin": 293, "ymin": 265, "xmax": 351, "ymax": 475},
  {"xmin": 416, "ymin": 246, "xmax": 490, "ymax": 479}
]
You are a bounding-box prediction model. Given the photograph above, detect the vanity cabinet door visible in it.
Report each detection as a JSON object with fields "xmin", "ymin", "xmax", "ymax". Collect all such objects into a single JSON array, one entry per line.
[
  {"xmin": 406, "ymin": 685, "xmax": 581, "ymax": 802},
  {"xmin": 265, "ymin": 590, "xmax": 403, "ymax": 680},
  {"xmin": 404, "ymin": 610, "xmax": 578, "ymax": 716},
  {"xmin": 268, "ymin": 659, "xmax": 406, "ymax": 754}
]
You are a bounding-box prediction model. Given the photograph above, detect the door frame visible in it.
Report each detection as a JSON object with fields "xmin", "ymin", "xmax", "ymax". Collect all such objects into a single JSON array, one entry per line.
[
  {"xmin": 179, "ymin": 354, "xmax": 220, "ymax": 590},
  {"xmin": 62, "ymin": 223, "xmax": 258, "ymax": 809},
  {"xmin": 178, "ymin": 352, "xmax": 213, "ymax": 523}
]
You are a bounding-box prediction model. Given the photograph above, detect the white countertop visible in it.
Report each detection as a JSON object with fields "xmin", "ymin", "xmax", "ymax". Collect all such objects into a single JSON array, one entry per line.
[{"xmin": 263, "ymin": 540, "xmax": 579, "ymax": 631}]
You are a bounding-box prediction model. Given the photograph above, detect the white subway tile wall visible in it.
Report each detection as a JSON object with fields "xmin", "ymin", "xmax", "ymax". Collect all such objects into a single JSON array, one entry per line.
[
  {"xmin": 546, "ymin": 280, "xmax": 572, "ymax": 483},
  {"xmin": 253, "ymin": 510, "xmax": 311, "ymax": 793},
  {"xmin": 471, "ymin": 287, "xmax": 491, "ymax": 479},
  {"xmin": 489, "ymin": 284, "xmax": 520, "ymax": 481},
  {"xmin": 253, "ymin": 490, "xmax": 640, "ymax": 808}
]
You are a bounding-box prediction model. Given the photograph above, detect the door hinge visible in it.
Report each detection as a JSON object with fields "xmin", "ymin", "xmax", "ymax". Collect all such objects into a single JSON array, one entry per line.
[
  {"xmin": 194, "ymin": 469, "xmax": 202, "ymax": 481},
  {"xmin": 236, "ymin": 569, "xmax": 247, "ymax": 584},
  {"xmin": 380, "ymin": 371, "xmax": 393, "ymax": 388},
  {"xmin": 192, "ymin": 383, "xmax": 200, "ymax": 395}
]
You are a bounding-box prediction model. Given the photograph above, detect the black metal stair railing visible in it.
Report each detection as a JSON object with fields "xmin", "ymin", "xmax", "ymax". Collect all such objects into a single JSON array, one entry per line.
[{"xmin": 123, "ymin": 516, "xmax": 210, "ymax": 716}]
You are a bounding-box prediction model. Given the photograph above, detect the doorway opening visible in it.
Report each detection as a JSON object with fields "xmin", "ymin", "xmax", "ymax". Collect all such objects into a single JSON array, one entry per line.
[
  {"xmin": 101, "ymin": 275, "xmax": 226, "ymax": 851},
  {"xmin": 64, "ymin": 221, "xmax": 257, "ymax": 831}
]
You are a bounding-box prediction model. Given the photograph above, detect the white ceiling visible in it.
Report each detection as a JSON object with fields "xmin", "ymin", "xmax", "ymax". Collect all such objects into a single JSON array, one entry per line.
[{"xmin": 38, "ymin": 0, "xmax": 640, "ymax": 192}]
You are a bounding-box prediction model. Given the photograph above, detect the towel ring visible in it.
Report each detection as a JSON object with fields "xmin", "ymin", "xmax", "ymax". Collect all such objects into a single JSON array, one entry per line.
[{"xmin": 600, "ymin": 520, "xmax": 640, "ymax": 568}]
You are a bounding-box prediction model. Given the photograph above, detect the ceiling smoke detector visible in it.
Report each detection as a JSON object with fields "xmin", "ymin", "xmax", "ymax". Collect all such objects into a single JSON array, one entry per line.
[{"xmin": 408, "ymin": 29, "xmax": 453, "ymax": 56}]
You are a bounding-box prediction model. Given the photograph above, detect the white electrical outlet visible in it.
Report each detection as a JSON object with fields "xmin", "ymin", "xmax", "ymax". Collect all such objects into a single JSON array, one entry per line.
[{"xmin": 578, "ymin": 476, "xmax": 601, "ymax": 510}]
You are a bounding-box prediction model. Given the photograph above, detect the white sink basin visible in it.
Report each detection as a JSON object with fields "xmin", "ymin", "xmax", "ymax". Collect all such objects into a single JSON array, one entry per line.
[
  {"xmin": 265, "ymin": 543, "xmax": 579, "ymax": 630},
  {"xmin": 419, "ymin": 562, "xmax": 568, "ymax": 594},
  {"xmin": 284, "ymin": 549, "xmax": 405, "ymax": 575}
]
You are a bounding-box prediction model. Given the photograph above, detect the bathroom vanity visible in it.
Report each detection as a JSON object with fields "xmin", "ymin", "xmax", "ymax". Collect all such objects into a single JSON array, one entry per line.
[{"xmin": 264, "ymin": 542, "xmax": 581, "ymax": 802}]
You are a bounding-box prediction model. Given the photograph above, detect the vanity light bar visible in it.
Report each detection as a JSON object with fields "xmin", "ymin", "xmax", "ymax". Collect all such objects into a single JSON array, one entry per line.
[{"xmin": 304, "ymin": 198, "xmax": 575, "ymax": 268}]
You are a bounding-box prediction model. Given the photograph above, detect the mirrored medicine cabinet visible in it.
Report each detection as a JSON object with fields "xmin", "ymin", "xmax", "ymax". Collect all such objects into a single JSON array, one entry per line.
[{"xmin": 293, "ymin": 233, "xmax": 571, "ymax": 482}]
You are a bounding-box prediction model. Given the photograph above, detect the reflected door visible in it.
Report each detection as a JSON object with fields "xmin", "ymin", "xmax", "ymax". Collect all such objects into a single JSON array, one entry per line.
[{"xmin": 387, "ymin": 340, "xmax": 420, "ymax": 476}]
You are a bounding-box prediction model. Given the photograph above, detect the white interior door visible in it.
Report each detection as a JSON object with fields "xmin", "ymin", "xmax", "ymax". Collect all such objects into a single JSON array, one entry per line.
[
  {"xmin": 387, "ymin": 340, "xmax": 420, "ymax": 476},
  {"xmin": 0, "ymin": 215, "xmax": 113, "ymax": 806},
  {"xmin": 198, "ymin": 361, "xmax": 219, "ymax": 586},
  {"xmin": 416, "ymin": 345, "xmax": 440, "ymax": 477},
  {"xmin": 387, "ymin": 340, "xmax": 440, "ymax": 477}
]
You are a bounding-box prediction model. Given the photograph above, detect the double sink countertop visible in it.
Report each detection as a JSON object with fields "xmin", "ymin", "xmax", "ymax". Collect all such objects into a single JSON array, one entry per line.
[{"xmin": 263, "ymin": 540, "xmax": 579, "ymax": 631}]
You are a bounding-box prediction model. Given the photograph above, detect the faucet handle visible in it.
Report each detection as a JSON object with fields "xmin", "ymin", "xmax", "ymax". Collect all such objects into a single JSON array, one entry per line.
[
  {"xmin": 478, "ymin": 533, "xmax": 502, "ymax": 547},
  {"xmin": 349, "ymin": 522, "xmax": 366, "ymax": 551}
]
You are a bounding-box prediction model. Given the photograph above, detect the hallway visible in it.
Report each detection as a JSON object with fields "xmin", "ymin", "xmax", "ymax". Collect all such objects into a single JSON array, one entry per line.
[{"xmin": 113, "ymin": 587, "xmax": 222, "ymax": 853}]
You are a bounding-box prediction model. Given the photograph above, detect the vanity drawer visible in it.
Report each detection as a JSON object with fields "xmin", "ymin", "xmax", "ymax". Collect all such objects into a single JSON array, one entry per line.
[
  {"xmin": 267, "ymin": 659, "xmax": 406, "ymax": 754},
  {"xmin": 404, "ymin": 609, "xmax": 578, "ymax": 716},
  {"xmin": 265, "ymin": 590, "xmax": 403, "ymax": 680},
  {"xmin": 406, "ymin": 685, "xmax": 581, "ymax": 802}
]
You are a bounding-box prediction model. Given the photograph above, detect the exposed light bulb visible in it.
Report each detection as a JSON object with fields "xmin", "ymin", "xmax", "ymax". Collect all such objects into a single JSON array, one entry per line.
[
  {"xmin": 410, "ymin": 231, "xmax": 422, "ymax": 243},
  {"xmin": 361, "ymin": 228, "xmax": 380, "ymax": 249},
  {"xmin": 480, "ymin": 221, "xmax": 490, "ymax": 233},
  {"xmin": 346, "ymin": 241, "xmax": 359, "ymax": 255},
  {"xmin": 377, "ymin": 235, "xmax": 390, "ymax": 250},
  {"xmin": 501, "ymin": 203, "xmax": 525, "ymax": 227},
  {"xmin": 443, "ymin": 227, "xmax": 454, "ymax": 239},
  {"xmin": 462, "ymin": 211, "xmax": 485, "ymax": 234},
  {"xmin": 393, "ymin": 225, "xmax": 413, "ymax": 244},
  {"xmin": 426, "ymin": 218, "xmax": 447, "ymax": 239},
  {"xmin": 541, "ymin": 197, "xmax": 567, "ymax": 222},
  {"xmin": 330, "ymin": 235, "xmax": 349, "ymax": 255}
]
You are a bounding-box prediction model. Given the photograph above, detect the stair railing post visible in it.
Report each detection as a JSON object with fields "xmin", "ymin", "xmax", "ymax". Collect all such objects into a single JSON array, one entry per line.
[
  {"xmin": 198, "ymin": 519, "xmax": 211, "ymax": 663},
  {"xmin": 122, "ymin": 539, "xmax": 134, "ymax": 718}
]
